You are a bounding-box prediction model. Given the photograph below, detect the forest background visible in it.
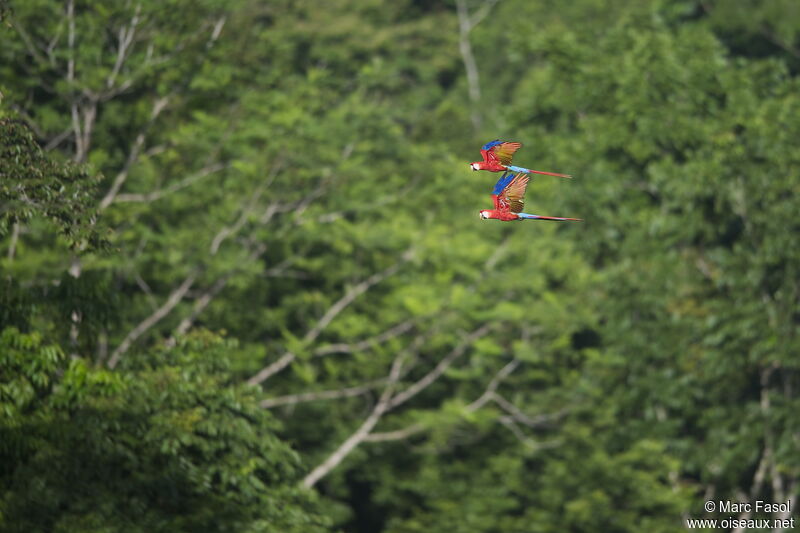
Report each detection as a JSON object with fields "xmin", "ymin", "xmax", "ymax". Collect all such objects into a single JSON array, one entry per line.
[{"xmin": 1, "ymin": 0, "xmax": 798, "ymax": 531}]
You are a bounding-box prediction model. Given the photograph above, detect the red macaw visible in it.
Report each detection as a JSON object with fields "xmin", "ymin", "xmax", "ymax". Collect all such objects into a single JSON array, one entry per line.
[
  {"xmin": 479, "ymin": 172, "xmax": 582, "ymax": 222},
  {"xmin": 470, "ymin": 140, "xmax": 572, "ymax": 178}
]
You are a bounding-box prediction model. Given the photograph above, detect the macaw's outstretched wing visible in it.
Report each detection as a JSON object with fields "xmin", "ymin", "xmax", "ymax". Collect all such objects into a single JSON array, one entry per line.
[
  {"xmin": 480, "ymin": 140, "xmax": 522, "ymax": 166},
  {"xmin": 491, "ymin": 172, "xmax": 515, "ymax": 210},
  {"xmin": 495, "ymin": 173, "xmax": 529, "ymax": 213}
]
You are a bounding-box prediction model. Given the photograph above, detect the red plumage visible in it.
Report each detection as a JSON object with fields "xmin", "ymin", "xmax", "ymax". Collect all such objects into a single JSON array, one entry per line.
[
  {"xmin": 470, "ymin": 139, "xmax": 572, "ymax": 179},
  {"xmin": 479, "ymin": 173, "xmax": 582, "ymax": 222}
]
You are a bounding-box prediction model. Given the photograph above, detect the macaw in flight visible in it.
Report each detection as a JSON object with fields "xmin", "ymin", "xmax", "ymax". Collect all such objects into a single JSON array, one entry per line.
[
  {"xmin": 470, "ymin": 140, "xmax": 572, "ymax": 179},
  {"xmin": 479, "ymin": 172, "xmax": 582, "ymax": 222}
]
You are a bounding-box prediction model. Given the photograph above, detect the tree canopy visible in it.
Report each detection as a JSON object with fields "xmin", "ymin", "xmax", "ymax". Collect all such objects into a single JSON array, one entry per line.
[{"xmin": 1, "ymin": 1, "xmax": 798, "ymax": 531}]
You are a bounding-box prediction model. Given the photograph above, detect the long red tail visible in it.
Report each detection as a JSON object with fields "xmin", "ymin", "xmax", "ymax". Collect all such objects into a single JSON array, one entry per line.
[
  {"xmin": 528, "ymin": 169, "xmax": 573, "ymax": 179},
  {"xmin": 517, "ymin": 213, "xmax": 582, "ymax": 221},
  {"xmin": 506, "ymin": 164, "xmax": 572, "ymax": 179}
]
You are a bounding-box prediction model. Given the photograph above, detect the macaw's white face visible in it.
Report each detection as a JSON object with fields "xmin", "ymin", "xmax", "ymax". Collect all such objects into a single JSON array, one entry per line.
[
  {"xmin": 470, "ymin": 163, "xmax": 479, "ymax": 171},
  {"xmin": 479, "ymin": 210, "xmax": 489, "ymax": 219}
]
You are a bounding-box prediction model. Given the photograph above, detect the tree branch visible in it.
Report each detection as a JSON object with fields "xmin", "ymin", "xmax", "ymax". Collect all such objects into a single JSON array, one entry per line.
[
  {"xmin": 247, "ymin": 249, "xmax": 414, "ymax": 386},
  {"xmin": 302, "ymin": 352, "xmax": 406, "ymax": 489},
  {"xmin": 107, "ymin": 271, "xmax": 198, "ymax": 368},
  {"xmin": 7, "ymin": 222, "xmax": 20, "ymax": 261},
  {"xmin": 497, "ymin": 416, "xmax": 560, "ymax": 451},
  {"xmin": 260, "ymin": 379, "xmax": 386, "ymax": 409},
  {"xmin": 491, "ymin": 393, "xmax": 567, "ymax": 428},
  {"xmin": 313, "ymin": 319, "xmax": 415, "ymax": 356},
  {"xmin": 208, "ymin": 159, "xmax": 284, "ymax": 253},
  {"xmin": 99, "ymin": 96, "xmax": 170, "ymax": 210},
  {"xmin": 113, "ymin": 162, "xmax": 225, "ymax": 205},
  {"xmin": 106, "ymin": 4, "xmax": 142, "ymax": 90},
  {"xmin": 365, "ymin": 358, "xmax": 521, "ymax": 443},
  {"xmin": 455, "ymin": 0, "xmax": 498, "ymax": 131},
  {"xmin": 173, "ymin": 275, "xmax": 230, "ymax": 336},
  {"xmin": 10, "ymin": 19, "xmax": 50, "ymax": 67},
  {"xmin": 66, "ymin": 0, "xmax": 75, "ymax": 82},
  {"xmin": 363, "ymin": 423, "xmax": 427, "ymax": 443},
  {"xmin": 388, "ymin": 323, "xmax": 492, "ymax": 409},
  {"xmin": 466, "ymin": 358, "xmax": 520, "ymax": 411}
]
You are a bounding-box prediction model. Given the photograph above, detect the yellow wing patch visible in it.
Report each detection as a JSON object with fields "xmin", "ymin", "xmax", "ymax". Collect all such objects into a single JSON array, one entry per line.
[
  {"xmin": 503, "ymin": 174, "xmax": 529, "ymax": 213},
  {"xmin": 493, "ymin": 142, "xmax": 522, "ymax": 166}
]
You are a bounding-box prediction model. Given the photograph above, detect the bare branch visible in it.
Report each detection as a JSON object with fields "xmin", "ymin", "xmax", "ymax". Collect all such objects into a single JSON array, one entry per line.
[
  {"xmin": 134, "ymin": 272, "xmax": 158, "ymax": 310},
  {"xmin": 734, "ymin": 446, "xmax": 771, "ymax": 532},
  {"xmin": 491, "ymin": 393, "xmax": 567, "ymax": 428},
  {"xmin": 388, "ymin": 323, "xmax": 492, "ymax": 409},
  {"xmin": 262, "ymin": 256, "xmax": 297, "ymax": 278},
  {"xmin": 249, "ymin": 352, "xmax": 296, "ymax": 386},
  {"xmin": 44, "ymin": 127, "xmax": 75, "ymax": 151},
  {"xmin": 497, "ymin": 417, "xmax": 560, "ymax": 451},
  {"xmin": 313, "ymin": 319, "xmax": 415, "ymax": 356},
  {"xmin": 260, "ymin": 379, "xmax": 386, "ymax": 409},
  {"xmin": 498, "ymin": 416, "xmax": 535, "ymax": 447},
  {"xmin": 169, "ymin": 239, "xmax": 264, "ymax": 341},
  {"xmin": 208, "ymin": 16, "xmax": 226, "ymax": 47},
  {"xmin": 8, "ymin": 104, "xmax": 45, "ymax": 139},
  {"xmin": 456, "ymin": 0, "xmax": 497, "ymax": 131},
  {"xmin": 99, "ymin": 96, "xmax": 170, "ymax": 210},
  {"xmin": 305, "ymin": 253, "xmax": 412, "ymax": 343},
  {"xmin": 364, "ymin": 423, "xmax": 426, "ymax": 443},
  {"xmin": 466, "ymin": 358, "xmax": 520, "ymax": 411},
  {"xmin": 7, "ymin": 222, "xmax": 20, "ymax": 261},
  {"xmin": 209, "ymin": 160, "xmax": 284, "ymax": 253},
  {"xmin": 67, "ymin": 0, "xmax": 75, "ymax": 82},
  {"xmin": 773, "ymin": 479, "xmax": 797, "ymax": 528},
  {"xmin": 469, "ymin": 0, "xmax": 500, "ymax": 28},
  {"xmin": 70, "ymin": 103, "xmax": 84, "ymax": 162},
  {"xmin": 60, "ymin": 0, "xmax": 98, "ymax": 161},
  {"xmin": 366, "ymin": 358, "xmax": 520, "ymax": 443},
  {"xmin": 247, "ymin": 250, "xmax": 414, "ymax": 386},
  {"xmin": 302, "ymin": 352, "xmax": 407, "ymax": 488},
  {"xmin": 760, "ymin": 25, "xmax": 800, "ymax": 59},
  {"xmin": 96, "ymin": 329, "xmax": 109, "ymax": 365},
  {"xmin": 107, "ymin": 271, "xmax": 198, "ymax": 368},
  {"xmin": 10, "ymin": 20, "xmax": 50, "ymax": 67},
  {"xmin": 107, "ymin": 4, "xmax": 142, "ymax": 90},
  {"xmin": 113, "ymin": 162, "xmax": 225, "ymax": 205},
  {"xmin": 296, "ymin": 177, "xmax": 420, "ymax": 226},
  {"xmin": 483, "ymin": 234, "xmax": 510, "ymax": 271},
  {"xmin": 173, "ymin": 275, "xmax": 229, "ymax": 336},
  {"xmin": 45, "ymin": 22, "xmax": 64, "ymax": 65}
]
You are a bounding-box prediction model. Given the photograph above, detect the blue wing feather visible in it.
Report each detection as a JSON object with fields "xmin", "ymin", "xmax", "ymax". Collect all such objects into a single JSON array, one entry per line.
[
  {"xmin": 481, "ymin": 139, "xmax": 503, "ymax": 151},
  {"xmin": 492, "ymin": 172, "xmax": 514, "ymax": 195}
]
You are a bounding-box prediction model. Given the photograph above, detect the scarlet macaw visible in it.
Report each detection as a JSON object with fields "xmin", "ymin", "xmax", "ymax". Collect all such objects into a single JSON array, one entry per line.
[
  {"xmin": 470, "ymin": 140, "xmax": 572, "ymax": 178},
  {"xmin": 479, "ymin": 172, "xmax": 582, "ymax": 222}
]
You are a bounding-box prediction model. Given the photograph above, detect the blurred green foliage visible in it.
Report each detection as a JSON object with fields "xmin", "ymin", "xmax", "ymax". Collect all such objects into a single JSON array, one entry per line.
[
  {"xmin": 1, "ymin": 0, "xmax": 798, "ymax": 531},
  {"xmin": 0, "ymin": 328, "xmax": 328, "ymax": 532},
  {"xmin": 0, "ymin": 118, "xmax": 102, "ymax": 246}
]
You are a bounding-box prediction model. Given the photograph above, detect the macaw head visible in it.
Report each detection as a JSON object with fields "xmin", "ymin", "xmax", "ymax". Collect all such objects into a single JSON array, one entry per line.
[
  {"xmin": 470, "ymin": 162, "xmax": 480, "ymax": 171},
  {"xmin": 479, "ymin": 210, "xmax": 490, "ymax": 220}
]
